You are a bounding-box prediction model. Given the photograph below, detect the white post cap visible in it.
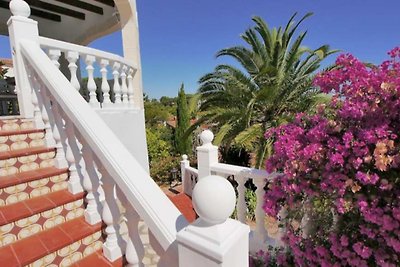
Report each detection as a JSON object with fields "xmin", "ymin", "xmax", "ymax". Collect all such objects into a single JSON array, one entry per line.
[
  {"xmin": 10, "ymin": 0, "xmax": 31, "ymax": 17},
  {"xmin": 200, "ymin": 129, "xmax": 214, "ymax": 146},
  {"xmin": 192, "ymin": 175, "xmax": 236, "ymax": 225}
]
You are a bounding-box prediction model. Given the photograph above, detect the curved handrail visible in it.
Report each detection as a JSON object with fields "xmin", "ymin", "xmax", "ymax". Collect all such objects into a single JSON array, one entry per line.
[
  {"xmin": 210, "ymin": 162, "xmax": 278, "ymax": 181},
  {"xmin": 20, "ymin": 40, "xmax": 187, "ymax": 251},
  {"xmin": 39, "ymin": 36, "xmax": 137, "ymax": 69}
]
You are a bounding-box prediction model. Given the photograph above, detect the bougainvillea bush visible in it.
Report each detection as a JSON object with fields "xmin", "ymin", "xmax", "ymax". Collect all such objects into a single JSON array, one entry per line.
[{"xmin": 258, "ymin": 48, "xmax": 400, "ymax": 266}]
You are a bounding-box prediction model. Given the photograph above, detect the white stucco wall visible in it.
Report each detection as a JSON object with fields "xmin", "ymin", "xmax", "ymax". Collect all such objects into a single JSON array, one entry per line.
[{"xmin": 96, "ymin": 108, "xmax": 150, "ymax": 174}]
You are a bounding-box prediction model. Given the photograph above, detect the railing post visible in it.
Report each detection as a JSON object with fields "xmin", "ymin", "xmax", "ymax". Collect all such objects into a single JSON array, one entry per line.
[
  {"xmin": 197, "ymin": 130, "xmax": 218, "ymax": 179},
  {"xmin": 177, "ymin": 175, "xmax": 250, "ymax": 267},
  {"xmin": 7, "ymin": 0, "xmax": 39, "ymax": 118},
  {"xmin": 180, "ymin": 154, "xmax": 191, "ymax": 195}
]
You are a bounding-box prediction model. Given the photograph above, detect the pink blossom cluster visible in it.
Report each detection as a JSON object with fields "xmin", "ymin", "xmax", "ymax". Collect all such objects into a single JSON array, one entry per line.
[{"xmin": 261, "ymin": 48, "xmax": 400, "ymax": 266}]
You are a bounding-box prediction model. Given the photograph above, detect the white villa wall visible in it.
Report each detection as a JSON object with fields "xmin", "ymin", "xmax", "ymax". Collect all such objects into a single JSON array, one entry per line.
[{"xmin": 96, "ymin": 109, "xmax": 150, "ymax": 174}]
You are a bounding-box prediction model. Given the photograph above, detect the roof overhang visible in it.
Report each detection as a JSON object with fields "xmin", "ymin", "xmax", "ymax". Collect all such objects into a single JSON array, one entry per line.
[{"xmin": 0, "ymin": 0, "xmax": 122, "ymax": 45}]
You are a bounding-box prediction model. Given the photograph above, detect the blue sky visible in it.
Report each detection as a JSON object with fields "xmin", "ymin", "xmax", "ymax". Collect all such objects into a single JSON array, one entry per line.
[{"xmin": 1, "ymin": 0, "xmax": 400, "ymax": 98}]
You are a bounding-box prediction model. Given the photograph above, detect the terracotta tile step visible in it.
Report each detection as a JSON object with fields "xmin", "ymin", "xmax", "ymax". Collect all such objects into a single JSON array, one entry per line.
[
  {"xmin": 0, "ymin": 146, "xmax": 55, "ymax": 161},
  {"xmin": 0, "ymin": 166, "xmax": 68, "ymax": 189},
  {"xmin": 0, "ymin": 189, "xmax": 85, "ymax": 226},
  {"xmin": 71, "ymin": 251, "xmax": 124, "ymax": 267},
  {"xmin": 168, "ymin": 193, "xmax": 197, "ymax": 223},
  {"xmin": 0, "ymin": 216, "xmax": 102, "ymax": 267},
  {"xmin": 0, "ymin": 128, "xmax": 44, "ymax": 137}
]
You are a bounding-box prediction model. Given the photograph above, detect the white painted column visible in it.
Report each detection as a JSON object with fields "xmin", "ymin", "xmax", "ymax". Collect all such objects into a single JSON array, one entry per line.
[
  {"xmin": 177, "ymin": 175, "xmax": 250, "ymax": 267},
  {"xmin": 7, "ymin": 0, "xmax": 38, "ymax": 118},
  {"xmin": 197, "ymin": 130, "xmax": 219, "ymax": 179}
]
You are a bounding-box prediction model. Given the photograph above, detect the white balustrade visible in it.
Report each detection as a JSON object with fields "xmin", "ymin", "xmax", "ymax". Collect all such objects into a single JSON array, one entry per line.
[
  {"xmin": 100, "ymin": 59, "xmax": 111, "ymax": 107},
  {"xmin": 66, "ymin": 51, "xmax": 80, "ymax": 91},
  {"xmin": 100, "ymin": 176, "xmax": 123, "ymax": 262},
  {"xmin": 120, "ymin": 65, "xmax": 129, "ymax": 106},
  {"xmin": 37, "ymin": 95, "xmax": 55, "ymax": 147},
  {"xmin": 11, "ymin": 5, "xmax": 252, "ymax": 265},
  {"xmin": 113, "ymin": 62, "xmax": 122, "ymax": 105},
  {"xmin": 236, "ymin": 175, "xmax": 247, "ymax": 223},
  {"xmin": 63, "ymin": 117, "xmax": 84, "ymax": 194},
  {"xmin": 115, "ymin": 187, "xmax": 145, "ymax": 267},
  {"xmin": 48, "ymin": 49, "xmax": 61, "ymax": 68},
  {"xmin": 254, "ymin": 179, "xmax": 267, "ymax": 243},
  {"xmin": 182, "ymin": 130, "xmax": 281, "ymax": 252},
  {"xmin": 79, "ymin": 143, "xmax": 102, "ymax": 225},
  {"xmin": 85, "ymin": 55, "xmax": 98, "ymax": 107},
  {"xmin": 38, "ymin": 37, "xmax": 138, "ymax": 110},
  {"xmin": 30, "ymin": 76, "xmax": 45, "ymax": 130},
  {"xmin": 127, "ymin": 68, "xmax": 135, "ymax": 107}
]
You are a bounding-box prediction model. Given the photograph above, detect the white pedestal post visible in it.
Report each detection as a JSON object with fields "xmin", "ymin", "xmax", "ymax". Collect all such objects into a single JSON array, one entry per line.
[
  {"xmin": 7, "ymin": 0, "xmax": 38, "ymax": 118},
  {"xmin": 197, "ymin": 130, "xmax": 218, "ymax": 179},
  {"xmin": 177, "ymin": 175, "xmax": 250, "ymax": 267}
]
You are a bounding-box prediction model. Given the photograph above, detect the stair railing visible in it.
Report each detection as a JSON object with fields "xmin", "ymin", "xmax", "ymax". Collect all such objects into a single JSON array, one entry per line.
[
  {"xmin": 8, "ymin": 3, "xmax": 188, "ymax": 265},
  {"xmin": 181, "ymin": 130, "xmax": 284, "ymax": 252},
  {"xmin": 9, "ymin": 1, "xmax": 253, "ymax": 266}
]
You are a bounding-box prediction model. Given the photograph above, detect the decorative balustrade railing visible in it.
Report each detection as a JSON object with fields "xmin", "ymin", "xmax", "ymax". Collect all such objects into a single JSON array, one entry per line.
[
  {"xmin": 20, "ymin": 39, "xmax": 187, "ymax": 265},
  {"xmin": 38, "ymin": 37, "xmax": 138, "ymax": 109},
  {"xmin": 9, "ymin": 1, "xmax": 251, "ymax": 266},
  {"xmin": 181, "ymin": 130, "xmax": 283, "ymax": 252}
]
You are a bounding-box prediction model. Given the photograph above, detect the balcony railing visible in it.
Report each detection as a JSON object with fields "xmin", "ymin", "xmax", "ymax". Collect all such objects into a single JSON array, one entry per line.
[{"xmin": 181, "ymin": 130, "xmax": 284, "ymax": 252}]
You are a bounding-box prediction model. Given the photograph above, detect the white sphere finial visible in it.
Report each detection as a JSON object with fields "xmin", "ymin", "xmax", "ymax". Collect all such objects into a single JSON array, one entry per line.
[
  {"xmin": 200, "ymin": 130, "xmax": 214, "ymax": 146},
  {"xmin": 10, "ymin": 0, "xmax": 31, "ymax": 18},
  {"xmin": 182, "ymin": 154, "xmax": 188, "ymax": 161},
  {"xmin": 192, "ymin": 175, "xmax": 236, "ymax": 225}
]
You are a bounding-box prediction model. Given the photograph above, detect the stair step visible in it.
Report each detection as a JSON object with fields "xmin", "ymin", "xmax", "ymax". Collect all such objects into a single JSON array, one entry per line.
[
  {"xmin": 0, "ymin": 128, "xmax": 44, "ymax": 137},
  {"xmin": 0, "ymin": 216, "xmax": 102, "ymax": 267},
  {"xmin": 168, "ymin": 193, "xmax": 197, "ymax": 223},
  {"xmin": 0, "ymin": 119, "xmax": 34, "ymax": 132},
  {"xmin": 0, "ymin": 166, "xmax": 68, "ymax": 189},
  {"xmin": 0, "ymin": 146, "xmax": 55, "ymax": 161},
  {"xmin": 71, "ymin": 251, "xmax": 124, "ymax": 267},
  {"xmin": 0, "ymin": 189, "xmax": 85, "ymax": 226}
]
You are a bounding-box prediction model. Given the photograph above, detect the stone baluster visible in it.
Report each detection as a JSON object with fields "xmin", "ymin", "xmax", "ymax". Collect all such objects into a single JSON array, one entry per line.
[
  {"xmin": 85, "ymin": 55, "xmax": 98, "ymax": 107},
  {"xmin": 45, "ymin": 52, "xmax": 69, "ymax": 169},
  {"xmin": 48, "ymin": 49, "xmax": 61, "ymax": 68},
  {"xmin": 177, "ymin": 175, "xmax": 250, "ymax": 267},
  {"xmin": 66, "ymin": 51, "xmax": 80, "ymax": 91},
  {"xmin": 120, "ymin": 65, "xmax": 128, "ymax": 107},
  {"xmin": 30, "ymin": 76, "xmax": 45, "ymax": 130},
  {"xmin": 236, "ymin": 175, "xmax": 247, "ymax": 223},
  {"xmin": 115, "ymin": 187, "xmax": 145, "ymax": 267},
  {"xmin": 181, "ymin": 155, "xmax": 191, "ymax": 196},
  {"xmin": 98, "ymin": 170, "xmax": 122, "ymax": 262},
  {"xmin": 112, "ymin": 62, "xmax": 122, "ymax": 105},
  {"xmin": 127, "ymin": 68, "xmax": 135, "ymax": 107},
  {"xmin": 38, "ymin": 83, "xmax": 56, "ymax": 147},
  {"xmin": 79, "ymin": 143, "xmax": 102, "ymax": 225},
  {"xmin": 100, "ymin": 59, "xmax": 111, "ymax": 108},
  {"xmin": 63, "ymin": 116, "xmax": 83, "ymax": 194},
  {"xmin": 47, "ymin": 99, "xmax": 69, "ymax": 169},
  {"xmin": 254, "ymin": 179, "xmax": 267, "ymax": 243}
]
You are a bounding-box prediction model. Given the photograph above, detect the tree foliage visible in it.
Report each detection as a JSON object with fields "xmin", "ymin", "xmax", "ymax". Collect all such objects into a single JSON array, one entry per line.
[
  {"xmin": 175, "ymin": 84, "xmax": 191, "ymax": 155},
  {"xmin": 191, "ymin": 13, "xmax": 337, "ymax": 168}
]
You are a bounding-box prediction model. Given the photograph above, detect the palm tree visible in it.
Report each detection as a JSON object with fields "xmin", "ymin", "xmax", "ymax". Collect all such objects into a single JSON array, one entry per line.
[{"xmin": 190, "ymin": 13, "xmax": 337, "ymax": 168}]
